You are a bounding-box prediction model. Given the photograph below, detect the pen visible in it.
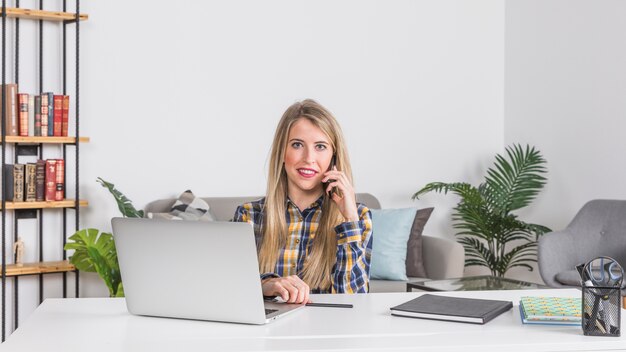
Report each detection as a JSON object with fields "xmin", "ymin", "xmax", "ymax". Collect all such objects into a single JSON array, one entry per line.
[{"xmin": 306, "ymin": 303, "xmax": 353, "ymax": 308}]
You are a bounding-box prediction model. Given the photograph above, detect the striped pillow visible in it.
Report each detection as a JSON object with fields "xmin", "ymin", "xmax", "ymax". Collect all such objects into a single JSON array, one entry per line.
[{"xmin": 147, "ymin": 190, "xmax": 216, "ymax": 221}]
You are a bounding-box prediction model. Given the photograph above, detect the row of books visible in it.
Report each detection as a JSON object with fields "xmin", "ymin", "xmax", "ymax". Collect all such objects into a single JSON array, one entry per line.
[
  {"xmin": 4, "ymin": 159, "xmax": 65, "ymax": 202},
  {"xmin": 2, "ymin": 83, "xmax": 71, "ymax": 137}
]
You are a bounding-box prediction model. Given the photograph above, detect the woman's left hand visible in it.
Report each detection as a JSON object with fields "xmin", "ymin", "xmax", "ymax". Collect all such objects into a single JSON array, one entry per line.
[{"xmin": 323, "ymin": 166, "xmax": 359, "ymax": 222}]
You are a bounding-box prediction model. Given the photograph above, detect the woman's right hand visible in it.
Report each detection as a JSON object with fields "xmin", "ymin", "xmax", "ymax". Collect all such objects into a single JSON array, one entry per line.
[{"xmin": 262, "ymin": 275, "xmax": 310, "ymax": 304}]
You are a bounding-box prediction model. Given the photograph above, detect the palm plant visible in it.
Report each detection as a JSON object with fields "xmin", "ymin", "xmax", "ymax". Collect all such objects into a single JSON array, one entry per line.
[
  {"xmin": 413, "ymin": 144, "xmax": 551, "ymax": 277},
  {"xmin": 64, "ymin": 177, "xmax": 143, "ymax": 297}
]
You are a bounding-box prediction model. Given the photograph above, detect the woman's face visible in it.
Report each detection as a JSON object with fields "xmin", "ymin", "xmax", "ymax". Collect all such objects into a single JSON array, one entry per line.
[{"xmin": 284, "ymin": 118, "xmax": 334, "ymax": 198}]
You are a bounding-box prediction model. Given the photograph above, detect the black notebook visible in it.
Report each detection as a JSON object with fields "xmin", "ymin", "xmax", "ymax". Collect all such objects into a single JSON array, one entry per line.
[{"xmin": 390, "ymin": 294, "xmax": 513, "ymax": 324}]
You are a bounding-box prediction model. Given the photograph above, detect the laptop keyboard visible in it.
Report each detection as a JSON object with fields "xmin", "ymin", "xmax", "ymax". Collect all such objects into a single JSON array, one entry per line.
[{"xmin": 265, "ymin": 308, "xmax": 278, "ymax": 316}]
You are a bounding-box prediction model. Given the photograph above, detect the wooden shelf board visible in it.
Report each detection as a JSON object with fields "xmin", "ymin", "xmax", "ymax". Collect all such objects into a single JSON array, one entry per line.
[
  {"xmin": 2, "ymin": 199, "xmax": 88, "ymax": 210},
  {"xmin": 3, "ymin": 260, "xmax": 75, "ymax": 277},
  {"xmin": 4, "ymin": 136, "xmax": 90, "ymax": 144},
  {"xmin": 3, "ymin": 8, "xmax": 88, "ymax": 22}
]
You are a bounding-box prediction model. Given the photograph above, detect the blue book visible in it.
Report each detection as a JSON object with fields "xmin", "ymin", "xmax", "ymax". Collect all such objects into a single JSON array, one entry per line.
[
  {"xmin": 47, "ymin": 92, "xmax": 54, "ymax": 136},
  {"xmin": 519, "ymin": 296, "xmax": 581, "ymax": 326}
]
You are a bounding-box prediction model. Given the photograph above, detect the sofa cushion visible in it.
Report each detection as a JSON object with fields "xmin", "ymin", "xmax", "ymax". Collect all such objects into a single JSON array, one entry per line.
[
  {"xmin": 405, "ymin": 207, "xmax": 434, "ymax": 278},
  {"xmin": 555, "ymin": 269, "xmax": 582, "ymax": 286},
  {"xmin": 370, "ymin": 208, "xmax": 417, "ymax": 281},
  {"xmin": 147, "ymin": 190, "xmax": 216, "ymax": 221}
]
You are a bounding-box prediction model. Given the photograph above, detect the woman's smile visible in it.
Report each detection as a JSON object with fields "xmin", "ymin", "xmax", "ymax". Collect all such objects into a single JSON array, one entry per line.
[{"xmin": 297, "ymin": 168, "xmax": 318, "ymax": 178}]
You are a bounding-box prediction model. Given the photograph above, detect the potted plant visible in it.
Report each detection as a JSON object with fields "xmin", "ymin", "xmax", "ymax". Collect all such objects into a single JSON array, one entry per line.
[
  {"xmin": 413, "ymin": 144, "xmax": 551, "ymax": 277},
  {"xmin": 64, "ymin": 178, "xmax": 143, "ymax": 297}
]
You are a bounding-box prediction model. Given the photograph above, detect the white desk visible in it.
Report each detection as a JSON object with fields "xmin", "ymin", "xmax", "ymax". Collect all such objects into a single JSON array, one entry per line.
[{"xmin": 1, "ymin": 289, "xmax": 624, "ymax": 352}]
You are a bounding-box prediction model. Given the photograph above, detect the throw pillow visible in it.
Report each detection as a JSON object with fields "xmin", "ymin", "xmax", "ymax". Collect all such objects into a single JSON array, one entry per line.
[
  {"xmin": 405, "ymin": 207, "xmax": 434, "ymax": 278},
  {"xmin": 147, "ymin": 190, "xmax": 216, "ymax": 221},
  {"xmin": 370, "ymin": 208, "xmax": 417, "ymax": 281}
]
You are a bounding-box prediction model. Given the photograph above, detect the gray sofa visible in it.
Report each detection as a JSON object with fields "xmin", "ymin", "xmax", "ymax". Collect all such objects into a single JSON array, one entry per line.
[{"xmin": 144, "ymin": 193, "xmax": 465, "ymax": 293}]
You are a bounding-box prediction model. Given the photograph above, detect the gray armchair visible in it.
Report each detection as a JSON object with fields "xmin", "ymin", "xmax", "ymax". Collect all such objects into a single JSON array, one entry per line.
[{"xmin": 538, "ymin": 199, "xmax": 626, "ymax": 288}]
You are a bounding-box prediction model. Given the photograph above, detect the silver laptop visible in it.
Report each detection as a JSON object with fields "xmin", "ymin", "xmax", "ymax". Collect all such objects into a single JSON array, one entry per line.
[{"xmin": 111, "ymin": 218, "xmax": 304, "ymax": 324}]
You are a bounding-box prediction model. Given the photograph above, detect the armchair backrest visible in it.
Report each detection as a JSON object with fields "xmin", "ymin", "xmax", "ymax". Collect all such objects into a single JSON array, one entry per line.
[{"xmin": 566, "ymin": 199, "xmax": 626, "ymax": 266}]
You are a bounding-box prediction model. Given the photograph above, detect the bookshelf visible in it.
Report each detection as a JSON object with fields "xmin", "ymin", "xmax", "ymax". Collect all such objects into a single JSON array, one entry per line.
[
  {"xmin": 1, "ymin": 1, "xmax": 88, "ymax": 342},
  {"xmin": 4, "ymin": 260, "xmax": 75, "ymax": 277},
  {"xmin": 3, "ymin": 7, "xmax": 88, "ymax": 21},
  {"xmin": 1, "ymin": 199, "xmax": 88, "ymax": 210},
  {"xmin": 5, "ymin": 136, "xmax": 90, "ymax": 144}
]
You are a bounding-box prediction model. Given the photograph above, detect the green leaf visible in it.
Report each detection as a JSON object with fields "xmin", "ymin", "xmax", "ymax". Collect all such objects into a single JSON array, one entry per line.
[
  {"xmin": 65, "ymin": 228, "xmax": 123, "ymax": 297},
  {"xmin": 413, "ymin": 144, "xmax": 551, "ymax": 277},
  {"xmin": 97, "ymin": 177, "xmax": 144, "ymax": 218},
  {"xmin": 484, "ymin": 144, "xmax": 547, "ymax": 214}
]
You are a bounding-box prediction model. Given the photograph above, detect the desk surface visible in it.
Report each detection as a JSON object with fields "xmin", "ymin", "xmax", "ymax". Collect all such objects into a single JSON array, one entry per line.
[{"xmin": 1, "ymin": 289, "xmax": 624, "ymax": 352}]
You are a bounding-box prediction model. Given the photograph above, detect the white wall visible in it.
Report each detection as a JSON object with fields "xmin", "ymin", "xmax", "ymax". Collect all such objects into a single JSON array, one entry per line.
[
  {"xmin": 2, "ymin": 0, "xmax": 505, "ymax": 330},
  {"xmin": 504, "ymin": 0, "xmax": 626, "ymax": 282},
  {"xmin": 79, "ymin": 0, "xmax": 504, "ymax": 291}
]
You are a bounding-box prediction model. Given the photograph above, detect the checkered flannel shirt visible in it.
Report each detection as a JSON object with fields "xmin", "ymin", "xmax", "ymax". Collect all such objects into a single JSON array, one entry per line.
[{"xmin": 233, "ymin": 196, "xmax": 373, "ymax": 293}]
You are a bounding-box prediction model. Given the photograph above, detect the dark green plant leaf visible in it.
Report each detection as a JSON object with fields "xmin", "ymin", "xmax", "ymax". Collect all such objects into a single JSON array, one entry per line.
[
  {"xmin": 414, "ymin": 144, "xmax": 551, "ymax": 277},
  {"xmin": 97, "ymin": 177, "xmax": 144, "ymax": 218},
  {"xmin": 64, "ymin": 228, "xmax": 123, "ymax": 297},
  {"xmin": 484, "ymin": 144, "xmax": 547, "ymax": 214}
]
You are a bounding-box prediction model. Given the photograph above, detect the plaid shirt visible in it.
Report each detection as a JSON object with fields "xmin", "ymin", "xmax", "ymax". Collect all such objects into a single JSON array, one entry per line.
[{"xmin": 233, "ymin": 196, "xmax": 373, "ymax": 293}]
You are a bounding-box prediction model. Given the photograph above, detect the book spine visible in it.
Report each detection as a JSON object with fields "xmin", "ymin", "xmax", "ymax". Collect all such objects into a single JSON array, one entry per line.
[
  {"xmin": 55, "ymin": 159, "xmax": 64, "ymax": 201},
  {"xmin": 28, "ymin": 95, "xmax": 35, "ymax": 137},
  {"xmin": 34, "ymin": 95, "xmax": 41, "ymax": 136},
  {"xmin": 4, "ymin": 84, "xmax": 18, "ymax": 136},
  {"xmin": 25, "ymin": 163, "xmax": 37, "ymax": 202},
  {"xmin": 45, "ymin": 159, "xmax": 57, "ymax": 201},
  {"xmin": 40, "ymin": 94, "xmax": 48, "ymax": 137},
  {"xmin": 13, "ymin": 164, "xmax": 25, "ymax": 202},
  {"xmin": 4, "ymin": 165, "xmax": 14, "ymax": 201},
  {"xmin": 35, "ymin": 160, "xmax": 46, "ymax": 201},
  {"xmin": 53, "ymin": 95, "xmax": 63, "ymax": 137},
  {"xmin": 18, "ymin": 93, "xmax": 29, "ymax": 136},
  {"xmin": 62, "ymin": 95, "xmax": 69, "ymax": 136},
  {"xmin": 47, "ymin": 92, "xmax": 54, "ymax": 137}
]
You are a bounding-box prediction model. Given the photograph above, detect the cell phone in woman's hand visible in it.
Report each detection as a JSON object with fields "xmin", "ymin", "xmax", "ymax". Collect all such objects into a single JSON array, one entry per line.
[{"xmin": 323, "ymin": 155, "xmax": 342, "ymax": 198}]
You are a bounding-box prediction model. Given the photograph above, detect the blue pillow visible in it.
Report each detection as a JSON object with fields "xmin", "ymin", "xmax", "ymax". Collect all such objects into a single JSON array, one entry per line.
[{"xmin": 370, "ymin": 208, "xmax": 416, "ymax": 281}]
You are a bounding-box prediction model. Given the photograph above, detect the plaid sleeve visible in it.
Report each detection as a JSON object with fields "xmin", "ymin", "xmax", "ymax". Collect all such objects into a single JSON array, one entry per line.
[
  {"xmin": 331, "ymin": 204, "xmax": 373, "ymax": 294},
  {"xmin": 233, "ymin": 204, "xmax": 251, "ymax": 223}
]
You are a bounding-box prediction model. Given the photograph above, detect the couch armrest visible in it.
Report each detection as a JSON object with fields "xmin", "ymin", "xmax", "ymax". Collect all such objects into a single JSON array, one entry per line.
[{"xmin": 422, "ymin": 235, "xmax": 464, "ymax": 279}]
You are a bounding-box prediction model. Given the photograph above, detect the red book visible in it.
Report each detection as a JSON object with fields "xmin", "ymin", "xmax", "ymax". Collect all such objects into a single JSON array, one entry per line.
[
  {"xmin": 18, "ymin": 93, "xmax": 29, "ymax": 136},
  {"xmin": 62, "ymin": 95, "xmax": 69, "ymax": 136},
  {"xmin": 53, "ymin": 95, "xmax": 63, "ymax": 136},
  {"xmin": 55, "ymin": 159, "xmax": 64, "ymax": 201},
  {"xmin": 45, "ymin": 159, "xmax": 57, "ymax": 201}
]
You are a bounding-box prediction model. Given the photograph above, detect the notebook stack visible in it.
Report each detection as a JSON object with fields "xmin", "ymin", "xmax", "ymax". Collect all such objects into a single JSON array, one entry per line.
[{"xmin": 519, "ymin": 296, "xmax": 581, "ymax": 326}]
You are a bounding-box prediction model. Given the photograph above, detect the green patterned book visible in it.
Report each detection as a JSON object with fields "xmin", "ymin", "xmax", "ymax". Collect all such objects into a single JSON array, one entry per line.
[{"xmin": 519, "ymin": 296, "xmax": 581, "ymax": 325}]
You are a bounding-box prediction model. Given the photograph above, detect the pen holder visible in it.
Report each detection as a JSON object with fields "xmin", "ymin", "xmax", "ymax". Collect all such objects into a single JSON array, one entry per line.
[{"xmin": 582, "ymin": 285, "xmax": 621, "ymax": 336}]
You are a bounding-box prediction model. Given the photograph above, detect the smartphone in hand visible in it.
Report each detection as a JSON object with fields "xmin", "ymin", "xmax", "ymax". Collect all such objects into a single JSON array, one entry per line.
[{"xmin": 323, "ymin": 155, "xmax": 342, "ymax": 198}]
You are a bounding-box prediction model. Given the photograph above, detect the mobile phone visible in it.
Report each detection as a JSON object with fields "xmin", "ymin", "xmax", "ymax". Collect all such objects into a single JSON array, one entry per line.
[{"xmin": 323, "ymin": 155, "xmax": 341, "ymax": 197}]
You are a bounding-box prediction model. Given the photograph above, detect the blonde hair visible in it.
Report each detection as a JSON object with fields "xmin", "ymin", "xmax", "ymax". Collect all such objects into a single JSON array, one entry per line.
[{"xmin": 260, "ymin": 99, "xmax": 353, "ymax": 290}]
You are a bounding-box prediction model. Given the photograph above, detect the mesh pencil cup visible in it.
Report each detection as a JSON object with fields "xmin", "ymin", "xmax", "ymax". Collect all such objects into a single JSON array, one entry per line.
[{"xmin": 581, "ymin": 257, "xmax": 623, "ymax": 337}]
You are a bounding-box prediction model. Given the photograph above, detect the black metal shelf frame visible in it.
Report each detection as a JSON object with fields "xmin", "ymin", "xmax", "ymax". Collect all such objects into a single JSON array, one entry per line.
[{"xmin": 0, "ymin": 0, "xmax": 82, "ymax": 342}]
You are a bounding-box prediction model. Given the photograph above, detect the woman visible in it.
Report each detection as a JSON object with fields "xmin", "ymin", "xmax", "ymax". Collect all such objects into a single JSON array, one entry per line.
[{"xmin": 233, "ymin": 99, "xmax": 373, "ymax": 304}]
